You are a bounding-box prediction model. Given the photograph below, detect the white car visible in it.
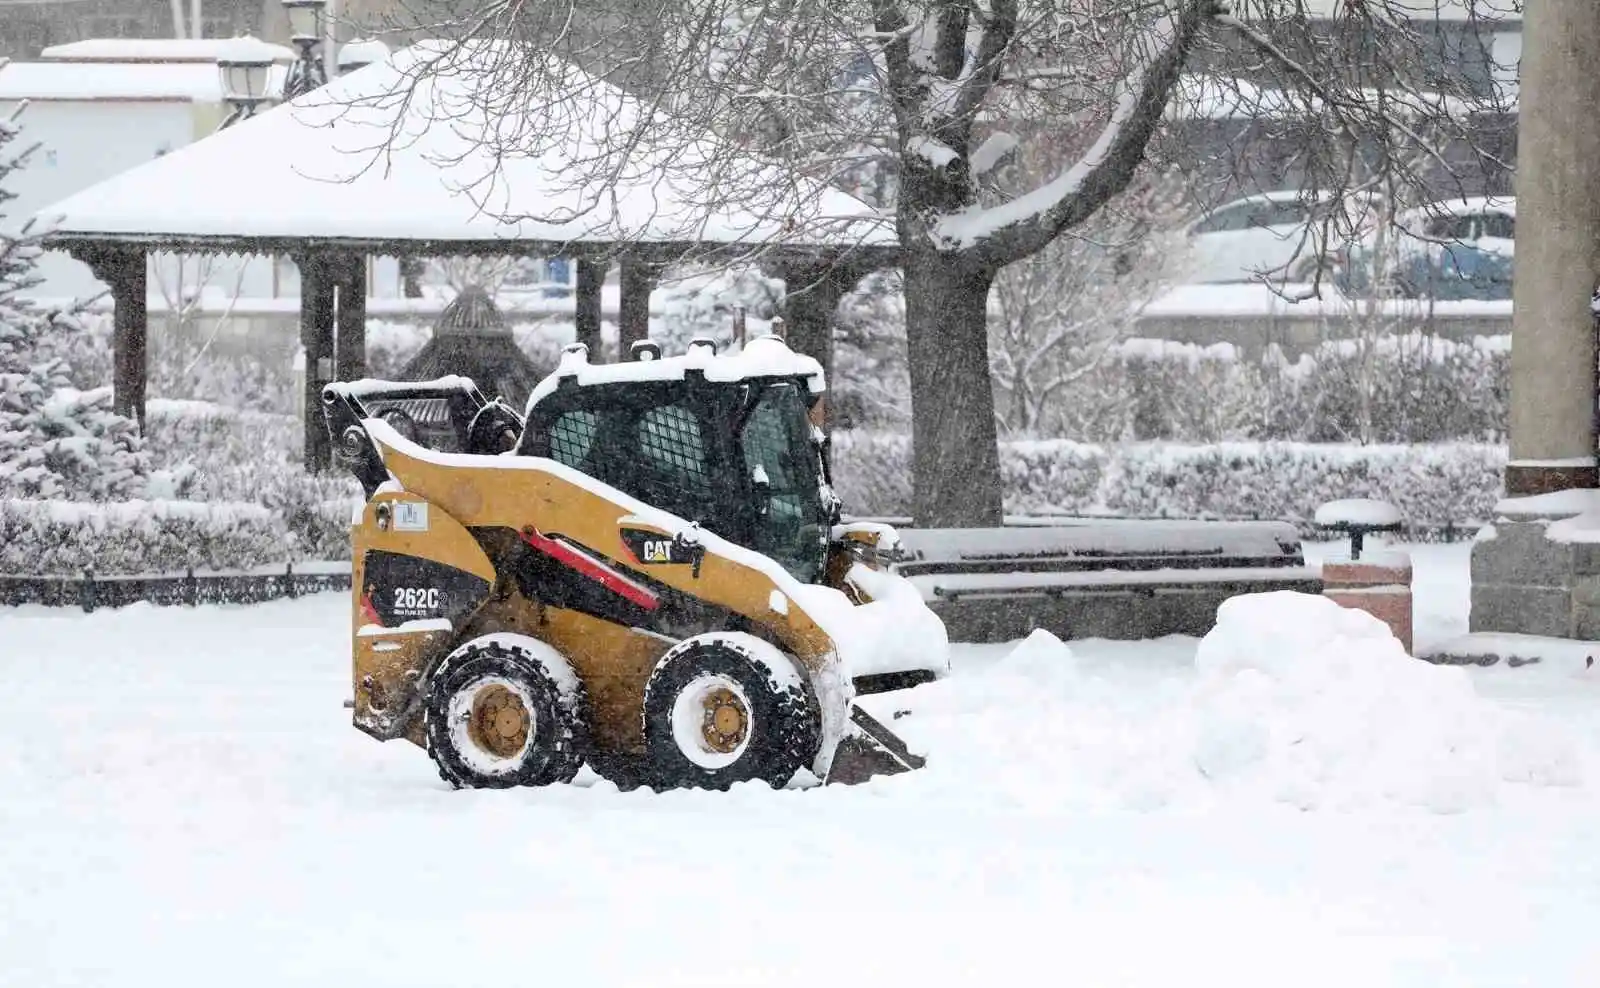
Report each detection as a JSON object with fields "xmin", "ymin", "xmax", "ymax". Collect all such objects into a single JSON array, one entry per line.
[
  {"xmin": 1181, "ymin": 190, "xmax": 1379, "ymax": 284},
  {"xmin": 1392, "ymin": 196, "xmax": 1514, "ymax": 259},
  {"xmin": 1182, "ymin": 191, "xmax": 1514, "ymax": 287}
]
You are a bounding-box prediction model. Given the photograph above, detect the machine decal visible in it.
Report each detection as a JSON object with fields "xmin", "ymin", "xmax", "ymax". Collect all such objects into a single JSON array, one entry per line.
[
  {"xmin": 518, "ymin": 527, "xmax": 661, "ymax": 612},
  {"xmin": 363, "ymin": 550, "xmax": 491, "ymax": 628},
  {"xmin": 392, "ymin": 501, "xmax": 430, "ymax": 532},
  {"xmin": 619, "ymin": 527, "xmax": 707, "ymax": 574}
]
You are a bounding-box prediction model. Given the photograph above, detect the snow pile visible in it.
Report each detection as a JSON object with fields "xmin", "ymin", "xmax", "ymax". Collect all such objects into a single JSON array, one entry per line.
[
  {"xmin": 1187, "ymin": 592, "xmax": 1583, "ymax": 812},
  {"xmin": 880, "ymin": 591, "xmax": 1582, "ymax": 815}
]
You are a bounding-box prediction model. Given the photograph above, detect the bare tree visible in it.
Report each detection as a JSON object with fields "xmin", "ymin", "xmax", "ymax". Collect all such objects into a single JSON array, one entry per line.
[
  {"xmin": 351, "ymin": 0, "xmax": 1507, "ymax": 525},
  {"xmin": 989, "ymin": 157, "xmax": 1192, "ymax": 436}
]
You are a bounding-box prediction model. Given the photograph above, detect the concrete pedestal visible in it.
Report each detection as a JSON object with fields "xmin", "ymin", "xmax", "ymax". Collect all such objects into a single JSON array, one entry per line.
[
  {"xmin": 1471, "ymin": 513, "xmax": 1600, "ymax": 641},
  {"xmin": 1323, "ymin": 554, "xmax": 1414, "ymax": 654}
]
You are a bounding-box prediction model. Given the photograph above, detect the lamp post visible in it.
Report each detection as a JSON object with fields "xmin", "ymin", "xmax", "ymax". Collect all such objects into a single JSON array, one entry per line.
[
  {"xmin": 215, "ymin": 35, "xmax": 278, "ymax": 130},
  {"xmin": 281, "ymin": 0, "xmax": 329, "ymax": 101}
]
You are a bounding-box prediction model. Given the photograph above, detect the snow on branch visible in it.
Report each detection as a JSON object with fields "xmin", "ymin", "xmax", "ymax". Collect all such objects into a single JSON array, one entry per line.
[
  {"xmin": 970, "ymin": 130, "xmax": 1018, "ymax": 176},
  {"xmin": 932, "ymin": 1, "xmax": 1219, "ymax": 266}
]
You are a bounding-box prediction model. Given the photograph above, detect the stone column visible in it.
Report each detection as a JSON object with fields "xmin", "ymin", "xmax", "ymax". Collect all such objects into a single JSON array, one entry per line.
[
  {"xmin": 75, "ymin": 245, "xmax": 149, "ymax": 434},
  {"xmin": 297, "ymin": 252, "xmax": 337, "ymax": 473},
  {"xmin": 574, "ymin": 258, "xmax": 606, "ymax": 360},
  {"xmin": 1504, "ymin": 0, "xmax": 1600, "ymax": 497},
  {"xmin": 618, "ymin": 255, "xmax": 662, "ymax": 354},
  {"xmin": 1467, "ymin": 2, "xmax": 1600, "ymax": 643}
]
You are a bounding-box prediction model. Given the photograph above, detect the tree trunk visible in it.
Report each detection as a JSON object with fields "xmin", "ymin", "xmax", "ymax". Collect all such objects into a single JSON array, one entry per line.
[{"xmin": 903, "ymin": 252, "xmax": 1004, "ymax": 527}]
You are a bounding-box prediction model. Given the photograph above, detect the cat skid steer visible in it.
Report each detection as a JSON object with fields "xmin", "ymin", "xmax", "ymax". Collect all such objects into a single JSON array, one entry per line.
[{"xmin": 322, "ymin": 336, "xmax": 947, "ymax": 791}]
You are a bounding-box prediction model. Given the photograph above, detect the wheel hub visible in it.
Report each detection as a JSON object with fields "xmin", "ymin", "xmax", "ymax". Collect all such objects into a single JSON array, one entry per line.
[
  {"xmin": 700, "ymin": 687, "xmax": 749, "ymax": 754},
  {"xmin": 466, "ymin": 683, "xmax": 530, "ymax": 758}
]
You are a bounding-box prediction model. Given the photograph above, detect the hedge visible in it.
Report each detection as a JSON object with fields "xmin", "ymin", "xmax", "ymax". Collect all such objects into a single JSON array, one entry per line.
[
  {"xmin": 0, "ymin": 499, "xmax": 294, "ymax": 576},
  {"xmin": 830, "ymin": 431, "xmax": 1504, "ymax": 531}
]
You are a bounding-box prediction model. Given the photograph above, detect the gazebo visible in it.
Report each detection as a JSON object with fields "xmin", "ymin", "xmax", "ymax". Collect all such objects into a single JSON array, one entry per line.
[
  {"xmin": 34, "ymin": 39, "xmax": 897, "ymax": 468},
  {"xmin": 399, "ymin": 284, "xmax": 542, "ymax": 411}
]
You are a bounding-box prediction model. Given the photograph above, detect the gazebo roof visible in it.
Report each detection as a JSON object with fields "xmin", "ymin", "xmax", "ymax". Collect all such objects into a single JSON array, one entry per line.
[{"xmin": 35, "ymin": 40, "xmax": 896, "ymax": 262}]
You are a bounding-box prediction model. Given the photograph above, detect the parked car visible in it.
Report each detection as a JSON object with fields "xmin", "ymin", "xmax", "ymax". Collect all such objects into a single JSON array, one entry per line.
[
  {"xmin": 1181, "ymin": 190, "xmax": 1379, "ymax": 284},
  {"xmin": 1339, "ymin": 196, "xmax": 1515, "ymax": 300}
]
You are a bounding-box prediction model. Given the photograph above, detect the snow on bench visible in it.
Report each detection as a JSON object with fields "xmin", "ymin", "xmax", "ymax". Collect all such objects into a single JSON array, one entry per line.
[
  {"xmin": 905, "ymin": 565, "xmax": 1321, "ymax": 602},
  {"xmin": 892, "ymin": 518, "xmax": 1305, "ymax": 576}
]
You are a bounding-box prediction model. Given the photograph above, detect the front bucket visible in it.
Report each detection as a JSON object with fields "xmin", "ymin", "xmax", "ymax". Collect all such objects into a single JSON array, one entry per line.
[{"xmin": 824, "ymin": 706, "xmax": 926, "ymax": 786}]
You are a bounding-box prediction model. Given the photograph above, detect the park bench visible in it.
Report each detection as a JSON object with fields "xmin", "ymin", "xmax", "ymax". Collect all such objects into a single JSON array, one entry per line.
[{"xmin": 885, "ymin": 518, "xmax": 1322, "ymax": 643}]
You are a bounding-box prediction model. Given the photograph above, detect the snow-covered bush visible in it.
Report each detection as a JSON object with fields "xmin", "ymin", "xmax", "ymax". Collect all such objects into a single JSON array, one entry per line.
[
  {"xmin": 0, "ymin": 108, "xmax": 151, "ymax": 501},
  {"xmin": 1096, "ymin": 441, "xmax": 1504, "ymax": 527},
  {"xmin": 0, "ymin": 499, "xmax": 293, "ymax": 575},
  {"xmin": 831, "ymin": 269, "xmax": 911, "ymax": 430},
  {"xmin": 1022, "ymin": 333, "xmax": 1510, "ymax": 445},
  {"xmin": 653, "ymin": 263, "xmax": 784, "ymax": 354},
  {"xmin": 60, "ymin": 311, "xmax": 297, "ymax": 416},
  {"xmin": 831, "ymin": 430, "xmax": 1503, "ymax": 530},
  {"xmin": 140, "ymin": 400, "xmax": 361, "ymax": 561}
]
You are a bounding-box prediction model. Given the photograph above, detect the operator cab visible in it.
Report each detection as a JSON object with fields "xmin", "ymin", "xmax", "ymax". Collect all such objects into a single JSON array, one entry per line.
[
  {"xmin": 517, "ymin": 337, "xmax": 839, "ymax": 584},
  {"xmin": 323, "ymin": 336, "xmax": 841, "ymax": 585}
]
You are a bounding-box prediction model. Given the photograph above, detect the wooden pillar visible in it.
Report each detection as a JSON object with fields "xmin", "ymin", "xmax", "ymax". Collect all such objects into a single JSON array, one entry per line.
[
  {"xmin": 332, "ymin": 252, "xmax": 367, "ymax": 384},
  {"xmin": 618, "ymin": 255, "xmax": 662, "ymax": 353},
  {"xmin": 74, "ymin": 245, "xmax": 149, "ymax": 433},
  {"xmin": 574, "ymin": 258, "xmax": 606, "ymax": 361},
  {"xmin": 297, "ymin": 252, "xmax": 336, "ymax": 473},
  {"xmin": 770, "ymin": 256, "xmax": 867, "ymax": 437}
]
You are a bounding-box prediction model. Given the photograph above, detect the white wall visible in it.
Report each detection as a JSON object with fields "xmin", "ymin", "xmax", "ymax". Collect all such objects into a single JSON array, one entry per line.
[
  {"xmin": 7, "ymin": 97, "xmax": 405, "ymax": 305},
  {"xmin": 4, "ymin": 99, "xmax": 196, "ymax": 302}
]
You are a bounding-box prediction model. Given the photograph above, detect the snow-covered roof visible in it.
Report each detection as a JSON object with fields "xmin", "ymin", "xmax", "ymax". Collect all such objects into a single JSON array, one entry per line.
[
  {"xmin": 0, "ymin": 60, "xmax": 289, "ymax": 103},
  {"xmin": 33, "ymin": 40, "xmax": 895, "ymax": 255},
  {"xmin": 39, "ymin": 38, "xmax": 299, "ymax": 63},
  {"xmin": 525, "ymin": 334, "xmax": 825, "ymax": 414}
]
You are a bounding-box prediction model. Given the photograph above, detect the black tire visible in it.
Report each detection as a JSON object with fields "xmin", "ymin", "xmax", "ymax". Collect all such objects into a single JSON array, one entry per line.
[
  {"xmin": 423, "ymin": 634, "xmax": 588, "ymax": 790},
  {"xmin": 641, "ymin": 632, "xmax": 821, "ymax": 791}
]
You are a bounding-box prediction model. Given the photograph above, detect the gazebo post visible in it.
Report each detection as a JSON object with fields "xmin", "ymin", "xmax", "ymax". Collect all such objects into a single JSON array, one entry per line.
[
  {"xmin": 618, "ymin": 254, "xmax": 663, "ymax": 353},
  {"xmin": 332, "ymin": 252, "xmax": 367, "ymax": 383},
  {"xmin": 574, "ymin": 258, "xmax": 606, "ymax": 360},
  {"xmin": 769, "ymin": 254, "xmax": 870, "ymax": 437},
  {"xmin": 296, "ymin": 250, "xmax": 337, "ymax": 472},
  {"xmin": 73, "ymin": 244, "xmax": 149, "ymax": 434}
]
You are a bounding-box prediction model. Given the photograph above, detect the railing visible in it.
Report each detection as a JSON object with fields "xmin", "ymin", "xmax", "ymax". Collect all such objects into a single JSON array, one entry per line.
[{"xmin": 0, "ymin": 562, "xmax": 352, "ymax": 611}]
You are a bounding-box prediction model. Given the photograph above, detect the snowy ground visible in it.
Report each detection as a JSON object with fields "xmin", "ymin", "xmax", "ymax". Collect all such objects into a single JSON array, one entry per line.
[{"xmin": 6, "ymin": 540, "xmax": 1600, "ymax": 987}]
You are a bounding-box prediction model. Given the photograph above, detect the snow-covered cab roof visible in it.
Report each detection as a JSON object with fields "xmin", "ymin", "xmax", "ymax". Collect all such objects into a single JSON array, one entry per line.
[{"xmin": 524, "ymin": 334, "xmax": 826, "ymax": 415}]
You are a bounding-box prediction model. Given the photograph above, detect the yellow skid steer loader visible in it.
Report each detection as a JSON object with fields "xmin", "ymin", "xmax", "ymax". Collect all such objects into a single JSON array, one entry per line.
[{"xmin": 322, "ymin": 335, "xmax": 949, "ymax": 791}]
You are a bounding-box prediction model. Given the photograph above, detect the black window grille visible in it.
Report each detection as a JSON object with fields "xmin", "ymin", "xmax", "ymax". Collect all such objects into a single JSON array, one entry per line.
[
  {"xmin": 548, "ymin": 410, "xmax": 598, "ymax": 469},
  {"xmin": 632, "ymin": 404, "xmax": 713, "ymax": 515}
]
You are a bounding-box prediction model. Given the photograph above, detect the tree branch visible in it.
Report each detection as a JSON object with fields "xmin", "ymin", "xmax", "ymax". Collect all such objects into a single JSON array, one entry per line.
[
  {"xmin": 935, "ymin": 0, "xmax": 1220, "ymax": 269},
  {"xmin": 950, "ymin": 0, "xmax": 1017, "ymax": 126}
]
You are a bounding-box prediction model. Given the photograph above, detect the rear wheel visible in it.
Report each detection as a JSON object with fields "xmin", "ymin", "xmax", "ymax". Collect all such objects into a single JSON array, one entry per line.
[
  {"xmin": 641, "ymin": 633, "xmax": 820, "ymax": 791},
  {"xmin": 424, "ymin": 634, "xmax": 588, "ymax": 789}
]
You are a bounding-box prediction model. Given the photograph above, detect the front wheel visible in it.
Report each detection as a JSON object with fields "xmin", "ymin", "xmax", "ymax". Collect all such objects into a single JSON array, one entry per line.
[
  {"xmin": 424, "ymin": 634, "xmax": 588, "ymax": 789},
  {"xmin": 641, "ymin": 633, "xmax": 821, "ymax": 791}
]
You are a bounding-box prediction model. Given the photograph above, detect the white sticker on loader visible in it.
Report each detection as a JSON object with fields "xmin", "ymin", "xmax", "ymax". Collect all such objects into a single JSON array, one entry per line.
[{"xmin": 393, "ymin": 502, "xmax": 429, "ymax": 532}]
